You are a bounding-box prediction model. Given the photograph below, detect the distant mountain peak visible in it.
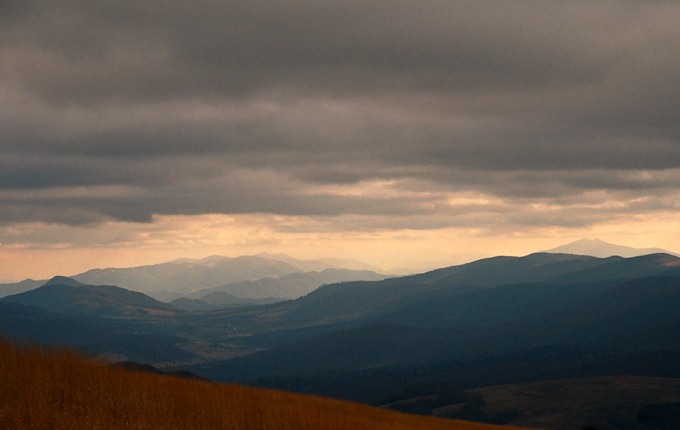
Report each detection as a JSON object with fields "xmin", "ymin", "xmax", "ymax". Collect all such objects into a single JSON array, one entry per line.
[
  {"xmin": 544, "ymin": 238, "xmax": 678, "ymax": 258},
  {"xmin": 43, "ymin": 276, "xmax": 84, "ymax": 288}
]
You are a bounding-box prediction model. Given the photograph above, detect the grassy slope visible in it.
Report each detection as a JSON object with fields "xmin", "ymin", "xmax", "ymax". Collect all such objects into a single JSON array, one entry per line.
[{"xmin": 0, "ymin": 338, "xmax": 537, "ymax": 430}]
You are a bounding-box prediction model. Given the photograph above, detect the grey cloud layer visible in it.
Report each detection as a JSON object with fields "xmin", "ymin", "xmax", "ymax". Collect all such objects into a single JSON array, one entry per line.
[{"xmin": 1, "ymin": 0, "xmax": 680, "ymax": 227}]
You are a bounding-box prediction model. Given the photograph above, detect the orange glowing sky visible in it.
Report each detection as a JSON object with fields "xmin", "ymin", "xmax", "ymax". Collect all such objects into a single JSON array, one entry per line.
[{"xmin": 1, "ymin": 1, "xmax": 679, "ymax": 281}]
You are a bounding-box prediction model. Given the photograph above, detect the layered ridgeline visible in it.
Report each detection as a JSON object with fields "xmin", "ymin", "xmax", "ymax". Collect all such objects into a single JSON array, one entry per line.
[
  {"xmin": 0, "ymin": 277, "xmax": 194, "ymax": 363},
  {"xmin": 173, "ymin": 268, "xmax": 387, "ymax": 311},
  {"xmin": 2, "ymin": 250, "xmax": 680, "ymax": 429},
  {"xmin": 0, "ymin": 337, "xmax": 533, "ymax": 430},
  {"xmin": 0, "ymin": 254, "xmax": 387, "ymax": 303}
]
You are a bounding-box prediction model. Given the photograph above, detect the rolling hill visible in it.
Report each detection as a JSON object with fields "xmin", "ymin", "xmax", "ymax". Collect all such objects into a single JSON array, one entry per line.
[
  {"xmin": 0, "ymin": 300, "xmax": 119, "ymax": 348},
  {"xmin": 196, "ymin": 273, "xmax": 680, "ymax": 386},
  {"xmin": 192, "ymin": 253, "xmax": 680, "ymax": 407},
  {"xmin": 1, "ymin": 276, "xmax": 176, "ymax": 317},
  {"xmin": 192, "ymin": 252, "xmax": 680, "ymax": 335},
  {"xmin": 0, "ymin": 337, "xmax": 536, "ymax": 430}
]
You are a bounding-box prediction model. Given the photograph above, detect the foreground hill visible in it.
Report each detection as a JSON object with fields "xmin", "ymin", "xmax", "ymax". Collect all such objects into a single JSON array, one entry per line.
[{"xmin": 0, "ymin": 337, "xmax": 535, "ymax": 430}]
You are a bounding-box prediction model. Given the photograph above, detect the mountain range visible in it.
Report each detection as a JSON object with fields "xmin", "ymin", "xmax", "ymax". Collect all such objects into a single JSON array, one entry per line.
[
  {"xmin": 0, "ymin": 253, "xmax": 388, "ymax": 302},
  {"xmin": 1, "ymin": 239, "xmax": 674, "ymax": 302},
  {"xmin": 193, "ymin": 252, "xmax": 680, "ymax": 383},
  {"xmin": 2, "ymin": 244, "xmax": 680, "ymax": 429}
]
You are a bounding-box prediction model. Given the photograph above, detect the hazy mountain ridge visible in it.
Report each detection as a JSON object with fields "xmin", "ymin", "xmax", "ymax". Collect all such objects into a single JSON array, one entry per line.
[
  {"xmin": 254, "ymin": 252, "xmax": 382, "ymax": 272},
  {"xmin": 188, "ymin": 268, "xmax": 388, "ymax": 301},
  {"xmin": 545, "ymin": 238, "xmax": 679, "ymax": 258},
  {"xmin": 0, "ymin": 254, "xmax": 388, "ymax": 302},
  {"xmin": 72, "ymin": 255, "xmax": 303, "ymax": 301},
  {"xmin": 0, "ymin": 278, "xmax": 44, "ymax": 298},
  {"xmin": 1, "ymin": 240, "xmax": 673, "ymax": 301}
]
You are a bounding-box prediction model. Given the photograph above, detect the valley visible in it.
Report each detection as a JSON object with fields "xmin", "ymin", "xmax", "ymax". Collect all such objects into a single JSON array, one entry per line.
[{"xmin": 2, "ymin": 248, "xmax": 680, "ymax": 429}]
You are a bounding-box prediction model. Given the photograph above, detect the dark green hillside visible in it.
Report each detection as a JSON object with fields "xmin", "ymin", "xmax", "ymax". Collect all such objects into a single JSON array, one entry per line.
[
  {"xmin": 156, "ymin": 253, "xmax": 680, "ymax": 364},
  {"xmin": 423, "ymin": 252, "xmax": 614, "ymax": 288},
  {"xmin": 200, "ymin": 322, "xmax": 466, "ymax": 381},
  {"xmin": 0, "ymin": 301, "xmax": 119, "ymax": 347},
  {"xmin": 251, "ymin": 253, "xmax": 616, "ymax": 329},
  {"xmin": 0, "ymin": 301, "xmax": 196, "ymax": 364},
  {"xmin": 1, "ymin": 277, "xmax": 176, "ymax": 317},
  {"xmin": 549, "ymin": 253, "xmax": 680, "ymax": 285},
  {"xmin": 495, "ymin": 275, "xmax": 680, "ymax": 350},
  {"xmin": 377, "ymin": 280, "xmax": 609, "ymax": 327},
  {"xmin": 192, "ymin": 253, "xmax": 680, "ymax": 342},
  {"xmin": 197, "ymin": 275, "xmax": 680, "ymax": 405}
]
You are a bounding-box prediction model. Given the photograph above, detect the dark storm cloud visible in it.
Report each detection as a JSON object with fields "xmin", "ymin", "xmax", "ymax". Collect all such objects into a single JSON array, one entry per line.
[
  {"xmin": 1, "ymin": 0, "xmax": 680, "ymax": 227},
  {"xmin": 2, "ymin": 0, "xmax": 610, "ymax": 102}
]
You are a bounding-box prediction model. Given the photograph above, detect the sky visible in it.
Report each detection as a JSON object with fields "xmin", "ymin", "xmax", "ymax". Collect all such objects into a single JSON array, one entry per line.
[{"xmin": 1, "ymin": 0, "xmax": 680, "ymax": 281}]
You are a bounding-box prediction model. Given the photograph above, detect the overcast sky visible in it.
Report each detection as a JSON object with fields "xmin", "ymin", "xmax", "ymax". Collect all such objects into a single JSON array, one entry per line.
[{"xmin": 1, "ymin": 0, "xmax": 679, "ymax": 280}]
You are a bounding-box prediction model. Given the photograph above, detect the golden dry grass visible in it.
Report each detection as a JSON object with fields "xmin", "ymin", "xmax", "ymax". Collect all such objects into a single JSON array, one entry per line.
[{"xmin": 0, "ymin": 338, "xmax": 536, "ymax": 430}]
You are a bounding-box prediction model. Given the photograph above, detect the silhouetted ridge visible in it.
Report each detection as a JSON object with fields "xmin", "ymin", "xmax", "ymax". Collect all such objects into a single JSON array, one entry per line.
[
  {"xmin": 44, "ymin": 276, "xmax": 84, "ymax": 287},
  {"xmin": 1, "ymin": 281, "xmax": 175, "ymax": 316}
]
